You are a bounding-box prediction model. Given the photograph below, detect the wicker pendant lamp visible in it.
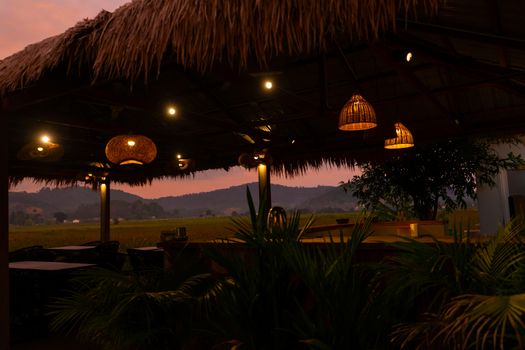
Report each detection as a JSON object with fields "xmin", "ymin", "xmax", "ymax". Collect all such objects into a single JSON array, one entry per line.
[
  {"xmin": 338, "ymin": 94, "xmax": 377, "ymax": 131},
  {"xmin": 384, "ymin": 122, "xmax": 414, "ymax": 149},
  {"xmin": 105, "ymin": 134, "xmax": 157, "ymax": 165}
]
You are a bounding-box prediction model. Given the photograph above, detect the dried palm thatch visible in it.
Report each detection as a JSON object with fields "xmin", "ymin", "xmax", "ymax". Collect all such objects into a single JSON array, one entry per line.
[{"xmin": 0, "ymin": 0, "xmax": 439, "ymax": 96}]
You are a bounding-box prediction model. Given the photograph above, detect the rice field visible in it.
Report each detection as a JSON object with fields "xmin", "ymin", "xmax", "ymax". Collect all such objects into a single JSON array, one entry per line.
[
  {"xmin": 8, "ymin": 210, "xmax": 480, "ymax": 252},
  {"xmin": 8, "ymin": 212, "xmax": 358, "ymax": 252}
]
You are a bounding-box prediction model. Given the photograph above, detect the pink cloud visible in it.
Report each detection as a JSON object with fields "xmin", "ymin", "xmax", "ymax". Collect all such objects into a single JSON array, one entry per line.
[{"xmin": 0, "ymin": 0, "xmax": 128, "ymax": 59}]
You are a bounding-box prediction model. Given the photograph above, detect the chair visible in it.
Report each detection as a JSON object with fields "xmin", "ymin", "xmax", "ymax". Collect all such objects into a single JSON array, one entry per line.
[
  {"xmin": 67, "ymin": 241, "xmax": 122, "ymax": 270},
  {"xmin": 9, "ymin": 245, "xmax": 56, "ymax": 262},
  {"xmin": 127, "ymin": 248, "xmax": 164, "ymax": 274}
]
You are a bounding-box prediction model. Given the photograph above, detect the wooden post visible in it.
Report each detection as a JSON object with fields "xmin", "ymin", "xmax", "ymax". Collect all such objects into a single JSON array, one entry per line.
[
  {"xmin": 257, "ymin": 163, "xmax": 271, "ymax": 214},
  {"xmin": 100, "ymin": 181, "xmax": 110, "ymax": 242},
  {"xmin": 1, "ymin": 104, "xmax": 10, "ymax": 348}
]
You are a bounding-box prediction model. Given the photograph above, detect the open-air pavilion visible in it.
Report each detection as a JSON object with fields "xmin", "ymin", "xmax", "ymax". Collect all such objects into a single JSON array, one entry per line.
[{"xmin": 2, "ymin": 0, "xmax": 525, "ymax": 348}]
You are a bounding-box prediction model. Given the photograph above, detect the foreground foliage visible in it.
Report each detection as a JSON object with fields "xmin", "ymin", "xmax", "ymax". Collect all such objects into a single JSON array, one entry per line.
[{"xmin": 47, "ymin": 188, "xmax": 525, "ymax": 349}]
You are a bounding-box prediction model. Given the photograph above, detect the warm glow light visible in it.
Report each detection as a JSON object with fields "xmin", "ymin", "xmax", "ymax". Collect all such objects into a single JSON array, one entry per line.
[
  {"xmin": 264, "ymin": 80, "xmax": 273, "ymax": 90},
  {"xmin": 167, "ymin": 106, "xmax": 177, "ymax": 116},
  {"xmin": 291, "ymin": 139, "xmax": 296, "ymax": 144},
  {"xmin": 36, "ymin": 146, "xmax": 44, "ymax": 152},
  {"xmin": 406, "ymin": 52, "xmax": 413, "ymax": 62},
  {"xmin": 41, "ymin": 135, "xmax": 50, "ymax": 143},
  {"xmin": 384, "ymin": 122, "xmax": 414, "ymax": 149},
  {"xmin": 127, "ymin": 140, "xmax": 136, "ymax": 147},
  {"xmin": 88, "ymin": 173, "xmax": 93, "ymax": 177},
  {"xmin": 177, "ymin": 154, "xmax": 182, "ymax": 159},
  {"xmin": 178, "ymin": 162, "xmax": 183, "ymax": 167}
]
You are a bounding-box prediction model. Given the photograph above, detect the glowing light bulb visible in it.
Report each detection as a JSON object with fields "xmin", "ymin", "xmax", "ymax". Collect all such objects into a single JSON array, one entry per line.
[
  {"xmin": 41, "ymin": 135, "xmax": 50, "ymax": 143},
  {"xmin": 264, "ymin": 80, "xmax": 273, "ymax": 90},
  {"xmin": 167, "ymin": 106, "xmax": 177, "ymax": 116},
  {"xmin": 406, "ymin": 52, "xmax": 413, "ymax": 62},
  {"xmin": 127, "ymin": 140, "xmax": 136, "ymax": 146},
  {"xmin": 176, "ymin": 154, "xmax": 182, "ymax": 159},
  {"xmin": 36, "ymin": 146, "xmax": 44, "ymax": 152}
]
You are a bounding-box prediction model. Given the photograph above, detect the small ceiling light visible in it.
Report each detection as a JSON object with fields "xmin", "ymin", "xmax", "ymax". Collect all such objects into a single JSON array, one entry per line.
[
  {"xmin": 263, "ymin": 80, "xmax": 273, "ymax": 90},
  {"xmin": 177, "ymin": 158, "xmax": 195, "ymax": 171},
  {"xmin": 338, "ymin": 94, "xmax": 377, "ymax": 131},
  {"xmin": 176, "ymin": 154, "xmax": 182, "ymax": 159},
  {"xmin": 18, "ymin": 141, "xmax": 63, "ymax": 161},
  {"xmin": 406, "ymin": 52, "xmax": 413, "ymax": 62},
  {"xmin": 167, "ymin": 106, "xmax": 177, "ymax": 116},
  {"xmin": 384, "ymin": 122, "xmax": 414, "ymax": 149},
  {"xmin": 291, "ymin": 139, "xmax": 296, "ymax": 144},
  {"xmin": 88, "ymin": 173, "xmax": 93, "ymax": 177},
  {"xmin": 105, "ymin": 134, "xmax": 157, "ymax": 165},
  {"xmin": 41, "ymin": 135, "xmax": 50, "ymax": 143}
]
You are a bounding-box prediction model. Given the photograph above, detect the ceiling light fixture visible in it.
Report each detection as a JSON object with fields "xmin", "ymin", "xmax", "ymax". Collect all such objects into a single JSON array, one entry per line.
[
  {"xmin": 338, "ymin": 94, "xmax": 377, "ymax": 131},
  {"xmin": 384, "ymin": 122, "xmax": 414, "ymax": 149}
]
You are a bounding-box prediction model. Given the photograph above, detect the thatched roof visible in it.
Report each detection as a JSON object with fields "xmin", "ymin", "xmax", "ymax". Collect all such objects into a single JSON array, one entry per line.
[
  {"xmin": 2, "ymin": 0, "xmax": 525, "ymax": 186},
  {"xmin": 0, "ymin": 0, "xmax": 438, "ymax": 95}
]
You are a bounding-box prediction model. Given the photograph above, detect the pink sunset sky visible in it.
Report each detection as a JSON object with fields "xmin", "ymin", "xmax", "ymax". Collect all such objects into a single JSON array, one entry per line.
[{"xmin": 1, "ymin": 0, "xmax": 360, "ymax": 198}]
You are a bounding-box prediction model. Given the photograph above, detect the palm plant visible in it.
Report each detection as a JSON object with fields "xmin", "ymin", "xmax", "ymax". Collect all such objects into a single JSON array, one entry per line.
[
  {"xmin": 389, "ymin": 220, "xmax": 525, "ymax": 350},
  {"xmin": 202, "ymin": 188, "xmax": 376, "ymax": 349},
  {"xmin": 201, "ymin": 189, "xmax": 312, "ymax": 349},
  {"xmin": 48, "ymin": 250, "xmax": 221, "ymax": 350}
]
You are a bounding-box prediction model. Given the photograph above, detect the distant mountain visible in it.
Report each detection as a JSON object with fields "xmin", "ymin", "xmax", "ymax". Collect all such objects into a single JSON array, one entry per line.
[
  {"xmin": 154, "ymin": 183, "xmax": 355, "ymax": 216},
  {"xmin": 8, "ymin": 183, "xmax": 357, "ymax": 220},
  {"xmin": 9, "ymin": 186, "xmax": 143, "ymax": 218}
]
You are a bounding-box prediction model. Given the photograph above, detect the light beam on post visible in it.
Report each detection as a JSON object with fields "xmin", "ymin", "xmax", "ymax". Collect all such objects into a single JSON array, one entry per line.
[
  {"xmin": 100, "ymin": 181, "xmax": 110, "ymax": 242},
  {"xmin": 257, "ymin": 163, "xmax": 271, "ymax": 215}
]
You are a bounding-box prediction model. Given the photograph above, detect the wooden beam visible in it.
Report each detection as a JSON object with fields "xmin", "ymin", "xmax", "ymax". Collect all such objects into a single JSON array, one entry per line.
[
  {"xmin": 399, "ymin": 19, "xmax": 525, "ymax": 49},
  {"xmin": 370, "ymin": 44, "xmax": 463, "ymax": 128}
]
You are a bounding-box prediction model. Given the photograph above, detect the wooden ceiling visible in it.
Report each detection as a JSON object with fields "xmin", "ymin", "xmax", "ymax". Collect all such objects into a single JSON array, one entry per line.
[{"xmin": 2, "ymin": 0, "xmax": 525, "ymax": 185}]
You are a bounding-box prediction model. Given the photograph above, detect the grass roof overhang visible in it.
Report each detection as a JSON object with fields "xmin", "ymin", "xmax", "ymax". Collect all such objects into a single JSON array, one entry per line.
[{"xmin": 2, "ymin": 0, "xmax": 525, "ymax": 187}]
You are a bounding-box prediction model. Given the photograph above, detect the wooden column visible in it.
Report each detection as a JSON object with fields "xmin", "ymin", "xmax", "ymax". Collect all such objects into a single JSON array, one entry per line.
[
  {"xmin": 1, "ymin": 105, "xmax": 10, "ymax": 348},
  {"xmin": 257, "ymin": 163, "xmax": 271, "ymax": 214},
  {"xmin": 100, "ymin": 181, "xmax": 110, "ymax": 242}
]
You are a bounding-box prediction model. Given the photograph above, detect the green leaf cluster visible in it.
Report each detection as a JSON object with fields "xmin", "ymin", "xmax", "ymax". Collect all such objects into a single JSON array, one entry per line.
[{"xmin": 343, "ymin": 139, "xmax": 523, "ymax": 220}]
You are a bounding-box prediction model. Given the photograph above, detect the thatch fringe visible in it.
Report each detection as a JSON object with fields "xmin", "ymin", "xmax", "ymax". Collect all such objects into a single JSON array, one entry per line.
[{"xmin": 0, "ymin": 0, "xmax": 439, "ymax": 96}]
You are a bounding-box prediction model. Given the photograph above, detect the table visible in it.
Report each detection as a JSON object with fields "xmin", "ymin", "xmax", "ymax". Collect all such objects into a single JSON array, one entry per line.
[
  {"xmin": 9, "ymin": 261, "xmax": 95, "ymax": 271},
  {"xmin": 130, "ymin": 246, "xmax": 164, "ymax": 252},
  {"xmin": 9, "ymin": 260, "xmax": 96, "ymax": 335},
  {"xmin": 46, "ymin": 245, "xmax": 97, "ymax": 251}
]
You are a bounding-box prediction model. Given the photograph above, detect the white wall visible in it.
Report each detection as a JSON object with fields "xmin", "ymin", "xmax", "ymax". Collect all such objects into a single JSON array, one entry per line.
[{"xmin": 477, "ymin": 142, "xmax": 525, "ymax": 234}]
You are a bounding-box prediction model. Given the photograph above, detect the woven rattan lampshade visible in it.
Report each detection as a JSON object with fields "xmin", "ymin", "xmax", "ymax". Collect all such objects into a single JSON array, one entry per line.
[
  {"xmin": 338, "ymin": 94, "xmax": 377, "ymax": 131},
  {"xmin": 105, "ymin": 134, "xmax": 157, "ymax": 165},
  {"xmin": 384, "ymin": 122, "xmax": 414, "ymax": 149}
]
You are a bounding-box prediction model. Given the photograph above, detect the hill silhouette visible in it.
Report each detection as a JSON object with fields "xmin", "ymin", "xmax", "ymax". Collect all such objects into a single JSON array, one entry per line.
[{"xmin": 9, "ymin": 183, "xmax": 357, "ymax": 221}]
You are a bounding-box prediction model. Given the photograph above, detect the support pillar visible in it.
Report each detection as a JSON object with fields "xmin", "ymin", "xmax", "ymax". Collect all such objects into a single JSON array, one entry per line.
[
  {"xmin": 257, "ymin": 163, "xmax": 271, "ymax": 215},
  {"xmin": 1, "ymin": 104, "xmax": 9, "ymax": 348},
  {"xmin": 100, "ymin": 181, "xmax": 110, "ymax": 242}
]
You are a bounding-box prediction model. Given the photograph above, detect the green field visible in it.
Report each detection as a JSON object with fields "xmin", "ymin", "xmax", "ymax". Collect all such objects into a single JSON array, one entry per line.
[
  {"xmin": 8, "ymin": 210, "xmax": 480, "ymax": 252},
  {"xmin": 8, "ymin": 213, "xmax": 358, "ymax": 252}
]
